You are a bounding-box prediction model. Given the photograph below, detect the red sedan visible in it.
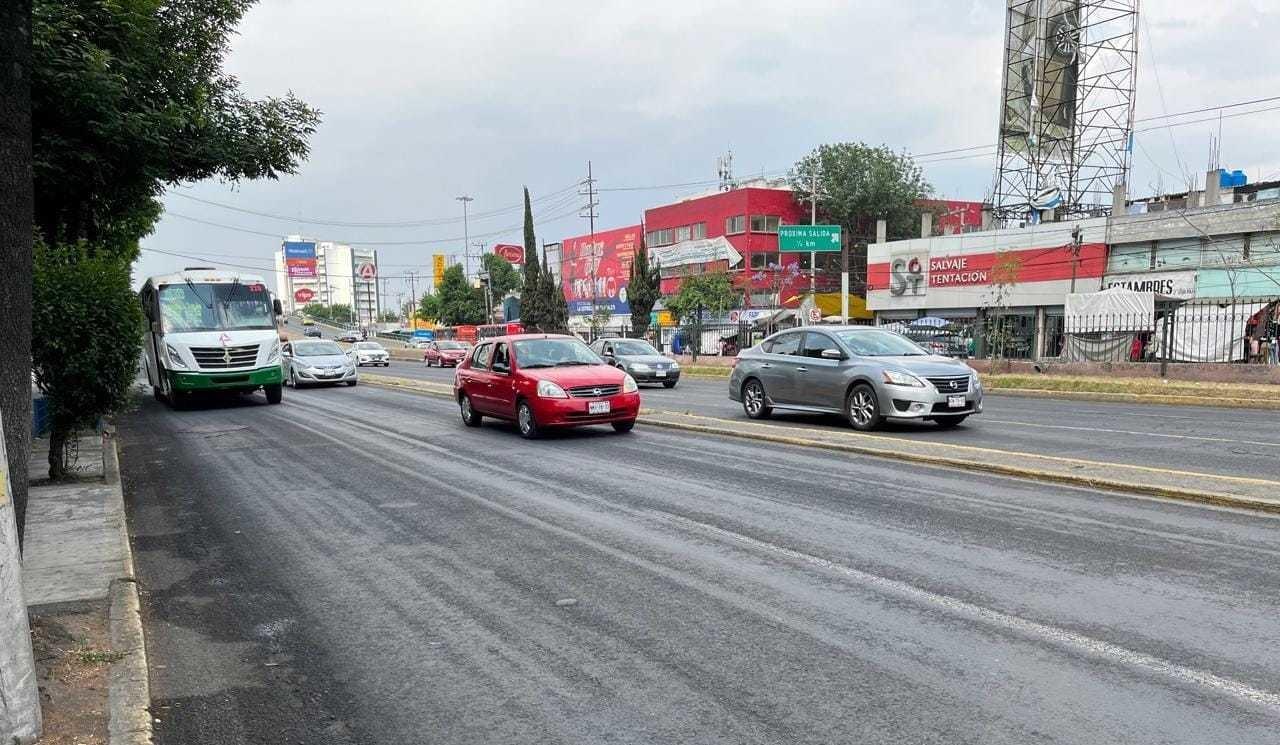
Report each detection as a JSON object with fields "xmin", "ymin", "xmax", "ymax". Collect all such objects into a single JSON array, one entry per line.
[
  {"xmin": 424, "ymin": 340, "xmax": 470, "ymax": 367},
  {"xmin": 454, "ymin": 334, "xmax": 640, "ymax": 438}
]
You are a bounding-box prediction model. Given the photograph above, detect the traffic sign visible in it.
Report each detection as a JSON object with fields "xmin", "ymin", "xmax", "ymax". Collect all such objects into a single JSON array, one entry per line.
[{"xmin": 778, "ymin": 225, "xmax": 842, "ymax": 253}]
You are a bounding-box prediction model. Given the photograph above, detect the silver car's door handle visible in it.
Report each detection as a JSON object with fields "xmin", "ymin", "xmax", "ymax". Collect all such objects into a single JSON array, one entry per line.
[
  {"xmin": 795, "ymin": 367, "xmax": 808, "ymax": 373},
  {"xmin": 760, "ymin": 363, "xmax": 773, "ymax": 369}
]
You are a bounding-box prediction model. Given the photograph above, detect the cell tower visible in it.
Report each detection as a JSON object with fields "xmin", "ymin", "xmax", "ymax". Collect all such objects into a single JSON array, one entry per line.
[{"xmin": 992, "ymin": 0, "xmax": 1139, "ymax": 221}]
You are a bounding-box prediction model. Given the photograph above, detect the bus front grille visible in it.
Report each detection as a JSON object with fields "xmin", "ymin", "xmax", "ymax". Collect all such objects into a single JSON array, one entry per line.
[{"xmin": 191, "ymin": 344, "xmax": 260, "ymax": 369}]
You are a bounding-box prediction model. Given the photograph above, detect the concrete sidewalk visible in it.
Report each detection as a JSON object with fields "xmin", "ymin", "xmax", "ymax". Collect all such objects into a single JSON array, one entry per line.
[{"xmin": 22, "ymin": 433, "xmax": 152, "ymax": 745}]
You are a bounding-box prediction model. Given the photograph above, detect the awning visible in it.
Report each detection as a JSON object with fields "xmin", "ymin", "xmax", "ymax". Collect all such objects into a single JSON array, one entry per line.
[{"xmin": 812, "ymin": 293, "xmax": 874, "ymax": 320}]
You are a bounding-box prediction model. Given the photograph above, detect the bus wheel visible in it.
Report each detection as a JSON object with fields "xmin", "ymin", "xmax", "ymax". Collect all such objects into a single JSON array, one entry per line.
[{"xmin": 265, "ymin": 384, "xmax": 283, "ymax": 404}]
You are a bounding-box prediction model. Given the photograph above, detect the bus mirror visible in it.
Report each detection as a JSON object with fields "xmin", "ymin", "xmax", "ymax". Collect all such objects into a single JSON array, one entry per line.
[{"xmin": 273, "ymin": 299, "xmax": 284, "ymax": 317}]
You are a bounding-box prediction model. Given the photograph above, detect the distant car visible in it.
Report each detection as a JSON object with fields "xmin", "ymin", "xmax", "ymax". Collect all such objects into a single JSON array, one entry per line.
[
  {"xmin": 407, "ymin": 337, "xmax": 434, "ymax": 349},
  {"xmin": 336, "ymin": 330, "xmax": 361, "ymax": 343},
  {"xmin": 352, "ymin": 341, "xmax": 390, "ymax": 366},
  {"xmin": 301, "ymin": 318, "xmax": 314, "ymax": 326},
  {"xmin": 729, "ymin": 326, "xmax": 982, "ymax": 430},
  {"xmin": 281, "ymin": 340, "xmax": 357, "ymax": 388},
  {"xmin": 911, "ymin": 333, "xmax": 969, "ymax": 359},
  {"xmin": 424, "ymin": 340, "xmax": 470, "ymax": 367},
  {"xmin": 303, "ymin": 327, "xmax": 322, "ymax": 338},
  {"xmin": 590, "ymin": 338, "xmax": 680, "ymax": 388},
  {"xmin": 454, "ymin": 334, "xmax": 640, "ymax": 439}
]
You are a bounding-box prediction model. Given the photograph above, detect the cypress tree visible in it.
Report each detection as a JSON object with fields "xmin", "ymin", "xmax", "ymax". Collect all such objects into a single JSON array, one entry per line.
[{"xmin": 520, "ymin": 186, "xmax": 544, "ymax": 330}]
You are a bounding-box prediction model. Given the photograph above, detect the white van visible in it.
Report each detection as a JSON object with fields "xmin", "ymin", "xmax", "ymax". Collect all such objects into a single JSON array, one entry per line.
[{"xmin": 139, "ymin": 268, "xmax": 285, "ymax": 407}]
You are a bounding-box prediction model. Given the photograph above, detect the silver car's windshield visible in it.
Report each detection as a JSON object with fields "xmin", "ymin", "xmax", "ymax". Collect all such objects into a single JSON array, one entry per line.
[
  {"xmin": 612, "ymin": 340, "xmax": 659, "ymax": 356},
  {"xmin": 294, "ymin": 342, "xmax": 344, "ymax": 357},
  {"xmin": 836, "ymin": 330, "xmax": 929, "ymax": 357},
  {"xmin": 514, "ymin": 338, "xmax": 603, "ymax": 368}
]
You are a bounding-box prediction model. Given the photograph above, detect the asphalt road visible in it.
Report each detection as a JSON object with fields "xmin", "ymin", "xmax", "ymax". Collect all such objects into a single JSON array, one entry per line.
[
  {"xmin": 375, "ymin": 359, "xmax": 1280, "ymax": 480},
  {"xmin": 120, "ymin": 382, "xmax": 1280, "ymax": 744}
]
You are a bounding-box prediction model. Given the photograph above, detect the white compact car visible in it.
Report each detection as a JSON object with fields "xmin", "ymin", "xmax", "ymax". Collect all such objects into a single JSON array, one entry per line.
[{"xmin": 351, "ymin": 341, "xmax": 391, "ymax": 367}]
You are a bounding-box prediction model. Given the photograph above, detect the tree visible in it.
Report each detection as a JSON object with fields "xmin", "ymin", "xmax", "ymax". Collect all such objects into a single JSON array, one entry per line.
[
  {"xmin": 480, "ymin": 253, "xmax": 522, "ymax": 297},
  {"xmin": 0, "ymin": 0, "xmax": 34, "ymax": 544},
  {"xmin": 541, "ymin": 253, "xmax": 570, "ymax": 332},
  {"xmin": 436, "ymin": 264, "xmax": 485, "ymax": 326},
  {"xmin": 789, "ymin": 143, "xmax": 933, "ymax": 292},
  {"xmin": 628, "ymin": 245, "xmax": 661, "ymax": 338},
  {"xmin": 981, "ymin": 251, "xmax": 1024, "ymax": 361},
  {"xmin": 519, "ymin": 186, "xmax": 545, "ymax": 330},
  {"xmin": 665, "ymin": 271, "xmax": 736, "ymax": 360},
  {"xmin": 32, "ymin": 239, "xmax": 143, "ymax": 478},
  {"xmin": 417, "ymin": 293, "xmax": 442, "ymax": 324},
  {"xmin": 32, "ymin": 0, "xmax": 320, "ymax": 255}
]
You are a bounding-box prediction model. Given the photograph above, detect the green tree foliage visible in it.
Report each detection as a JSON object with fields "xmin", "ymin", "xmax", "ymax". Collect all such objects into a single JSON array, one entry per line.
[
  {"xmin": 31, "ymin": 239, "xmax": 143, "ymax": 478},
  {"xmin": 437, "ymin": 264, "xmax": 485, "ymax": 326},
  {"xmin": 789, "ymin": 143, "xmax": 932, "ymax": 244},
  {"xmin": 664, "ymin": 271, "xmax": 736, "ymax": 323},
  {"xmin": 627, "ymin": 247, "xmax": 661, "ymax": 337},
  {"xmin": 481, "ymin": 252, "xmax": 522, "ymax": 298},
  {"xmin": 299, "ymin": 303, "xmax": 352, "ymax": 323},
  {"xmin": 519, "ymin": 187, "xmax": 545, "ymax": 330},
  {"xmin": 32, "ymin": 0, "xmax": 321, "ymax": 253},
  {"xmin": 416, "ymin": 293, "xmax": 442, "ymax": 324},
  {"xmin": 540, "ymin": 252, "xmax": 569, "ymax": 332}
]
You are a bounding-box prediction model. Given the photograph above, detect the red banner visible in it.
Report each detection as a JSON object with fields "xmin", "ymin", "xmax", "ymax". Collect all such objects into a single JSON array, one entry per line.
[{"xmin": 492, "ymin": 244, "xmax": 524, "ymax": 265}]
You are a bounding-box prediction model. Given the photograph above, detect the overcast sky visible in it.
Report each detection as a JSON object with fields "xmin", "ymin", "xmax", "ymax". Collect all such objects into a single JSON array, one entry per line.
[{"xmin": 136, "ymin": 0, "xmax": 1280, "ymax": 302}]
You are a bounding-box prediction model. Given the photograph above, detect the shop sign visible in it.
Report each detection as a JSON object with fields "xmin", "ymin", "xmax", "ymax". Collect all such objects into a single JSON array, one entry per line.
[
  {"xmin": 283, "ymin": 240, "xmax": 317, "ymax": 278},
  {"xmin": 1102, "ymin": 270, "xmax": 1196, "ymax": 299},
  {"xmin": 929, "ymin": 255, "xmax": 990, "ymax": 287},
  {"xmin": 293, "ymin": 288, "xmax": 315, "ymax": 303},
  {"xmin": 492, "ymin": 243, "xmax": 524, "ymax": 265},
  {"xmin": 356, "ymin": 262, "xmax": 377, "ymax": 280},
  {"xmin": 890, "ymin": 255, "xmax": 927, "ymax": 296}
]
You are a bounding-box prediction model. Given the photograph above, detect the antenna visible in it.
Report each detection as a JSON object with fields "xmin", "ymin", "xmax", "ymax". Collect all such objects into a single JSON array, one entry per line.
[{"xmin": 717, "ymin": 150, "xmax": 735, "ymax": 192}]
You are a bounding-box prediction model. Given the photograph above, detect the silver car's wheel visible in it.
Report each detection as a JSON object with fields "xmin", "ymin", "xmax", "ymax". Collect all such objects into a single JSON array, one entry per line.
[
  {"xmin": 846, "ymin": 385, "xmax": 882, "ymax": 431},
  {"xmin": 742, "ymin": 379, "xmax": 771, "ymax": 419}
]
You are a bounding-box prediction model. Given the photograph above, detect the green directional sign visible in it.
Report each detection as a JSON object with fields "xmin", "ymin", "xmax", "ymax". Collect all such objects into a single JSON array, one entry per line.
[{"xmin": 778, "ymin": 224, "xmax": 842, "ymax": 252}]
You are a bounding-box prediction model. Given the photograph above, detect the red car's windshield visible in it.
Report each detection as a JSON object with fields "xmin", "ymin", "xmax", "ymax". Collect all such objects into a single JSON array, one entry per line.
[{"xmin": 514, "ymin": 338, "xmax": 602, "ymax": 369}]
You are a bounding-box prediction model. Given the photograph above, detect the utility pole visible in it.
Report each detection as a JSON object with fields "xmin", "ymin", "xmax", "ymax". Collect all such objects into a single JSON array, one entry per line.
[
  {"xmin": 809, "ymin": 169, "xmax": 819, "ymax": 309},
  {"xmin": 473, "ymin": 241, "xmax": 490, "ymax": 321},
  {"xmin": 1069, "ymin": 224, "xmax": 1084, "ymax": 293},
  {"xmin": 456, "ymin": 195, "xmax": 474, "ymax": 279},
  {"xmin": 405, "ymin": 270, "xmax": 420, "ymax": 327},
  {"xmin": 580, "ymin": 161, "xmax": 599, "ymax": 331}
]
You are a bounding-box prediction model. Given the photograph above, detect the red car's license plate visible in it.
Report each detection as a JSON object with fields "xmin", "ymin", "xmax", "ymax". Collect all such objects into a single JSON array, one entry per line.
[{"xmin": 588, "ymin": 401, "xmax": 611, "ymax": 414}]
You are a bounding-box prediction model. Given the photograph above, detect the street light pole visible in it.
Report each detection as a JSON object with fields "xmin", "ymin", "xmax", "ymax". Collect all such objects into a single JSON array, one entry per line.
[
  {"xmin": 457, "ymin": 195, "xmax": 474, "ymax": 279},
  {"xmin": 809, "ymin": 170, "xmax": 819, "ymax": 321}
]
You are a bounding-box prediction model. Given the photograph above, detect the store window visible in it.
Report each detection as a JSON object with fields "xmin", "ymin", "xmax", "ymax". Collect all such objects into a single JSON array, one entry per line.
[
  {"xmin": 750, "ymin": 215, "xmax": 780, "ymax": 233},
  {"xmin": 646, "ymin": 228, "xmax": 675, "ymax": 247},
  {"xmin": 675, "ymin": 225, "xmax": 691, "ymax": 242},
  {"xmin": 726, "ymin": 215, "xmax": 746, "ymax": 235},
  {"xmin": 691, "ymin": 222, "xmax": 706, "ymax": 240},
  {"xmin": 750, "ymin": 252, "xmax": 780, "ymax": 270}
]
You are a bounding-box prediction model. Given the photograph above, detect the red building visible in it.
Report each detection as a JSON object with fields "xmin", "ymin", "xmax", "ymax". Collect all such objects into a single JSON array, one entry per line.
[{"xmin": 642, "ymin": 183, "xmax": 813, "ymax": 307}]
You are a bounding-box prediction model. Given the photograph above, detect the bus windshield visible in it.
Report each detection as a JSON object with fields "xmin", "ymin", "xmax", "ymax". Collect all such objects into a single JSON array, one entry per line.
[{"xmin": 158, "ymin": 281, "xmax": 275, "ymax": 333}]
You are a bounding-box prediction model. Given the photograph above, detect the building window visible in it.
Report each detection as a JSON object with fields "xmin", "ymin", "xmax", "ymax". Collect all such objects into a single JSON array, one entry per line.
[
  {"xmin": 750, "ymin": 215, "xmax": 780, "ymax": 233},
  {"xmin": 750, "ymin": 251, "xmax": 780, "ymax": 270},
  {"xmin": 691, "ymin": 222, "xmax": 706, "ymax": 240},
  {"xmin": 646, "ymin": 228, "xmax": 675, "ymax": 247},
  {"xmin": 675, "ymin": 225, "xmax": 691, "ymax": 243},
  {"xmin": 726, "ymin": 215, "xmax": 746, "ymax": 235}
]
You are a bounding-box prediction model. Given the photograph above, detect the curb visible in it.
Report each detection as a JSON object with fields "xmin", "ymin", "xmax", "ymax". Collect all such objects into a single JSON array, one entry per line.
[
  {"xmin": 102, "ymin": 435, "xmax": 152, "ymax": 745},
  {"xmin": 638, "ymin": 416, "xmax": 1280, "ymax": 515}
]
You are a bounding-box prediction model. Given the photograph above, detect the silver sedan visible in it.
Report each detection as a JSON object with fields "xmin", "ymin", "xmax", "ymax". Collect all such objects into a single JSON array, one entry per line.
[
  {"xmin": 282, "ymin": 340, "xmax": 359, "ymax": 388},
  {"xmin": 728, "ymin": 326, "xmax": 982, "ymax": 430}
]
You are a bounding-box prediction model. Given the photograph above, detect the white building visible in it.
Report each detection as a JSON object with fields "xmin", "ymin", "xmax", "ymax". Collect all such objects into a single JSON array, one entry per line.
[{"xmin": 274, "ymin": 237, "xmax": 381, "ymax": 324}]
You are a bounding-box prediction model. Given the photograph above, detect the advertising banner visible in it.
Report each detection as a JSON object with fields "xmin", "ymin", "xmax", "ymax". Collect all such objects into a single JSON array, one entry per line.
[
  {"xmin": 283, "ymin": 240, "xmax": 317, "ymax": 278},
  {"xmin": 293, "ymin": 287, "xmax": 315, "ymax": 303},
  {"xmin": 492, "ymin": 244, "xmax": 524, "ymax": 265},
  {"xmin": 651, "ymin": 236, "xmax": 742, "ymax": 269},
  {"xmin": 1000, "ymin": 0, "xmax": 1080, "ymax": 163},
  {"xmin": 433, "ymin": 254, "xmax": 445, "ymax": 287},
  {"xmin": 560, "ymin": 225, "xmax": 642, "ymax": 316}
]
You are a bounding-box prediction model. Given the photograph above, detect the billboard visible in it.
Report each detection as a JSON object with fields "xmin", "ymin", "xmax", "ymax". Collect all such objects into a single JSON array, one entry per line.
[
  {"xmin": 293, "ymin": 287, "xmax": 315, "ymax": 303},
  {"xmin": 492, "ymin": 243, "xmax": 524, "ymax": 265},
  {"xmin": 1000, "ymin": 0, "xmax": 1080, "ymax": 163},
  {"xmin": 560, "ymin": 225, "xmax": 642, "ymax": 316},
  {"xmin": 283, "ymin": 240, "xmax": 317, "ymax": 278},
  {"xmin": 432, "ymin": 254, "xmax": 445, "ymax": 287}
]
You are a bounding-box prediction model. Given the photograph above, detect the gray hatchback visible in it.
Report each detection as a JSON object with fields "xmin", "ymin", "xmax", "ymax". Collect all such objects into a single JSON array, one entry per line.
[{"xmin": 728, "ymin": 326, "xmax": 983, "ymax": 430}]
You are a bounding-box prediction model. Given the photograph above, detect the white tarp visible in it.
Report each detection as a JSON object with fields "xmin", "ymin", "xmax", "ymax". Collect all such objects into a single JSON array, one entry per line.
[
  {"xmin": 1149, "ymin": 302, "xmax": 1267, "ymax": 363},
  {"xmin": 0, "ymin": 413, "xmax": 41, "ymax": 744},
  {"xmin": 1064, "ymin": 287, "xmax": 1157, "ymax": 332},
  {"xmin": 651, "ymin": 236, "xmax": 742, "ymax": 269}
]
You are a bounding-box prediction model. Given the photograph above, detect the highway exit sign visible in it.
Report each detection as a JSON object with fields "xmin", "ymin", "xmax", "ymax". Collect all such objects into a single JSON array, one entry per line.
[{"xmin": 778, "ymin": 224, "xmax": 842, "ymax": 252}]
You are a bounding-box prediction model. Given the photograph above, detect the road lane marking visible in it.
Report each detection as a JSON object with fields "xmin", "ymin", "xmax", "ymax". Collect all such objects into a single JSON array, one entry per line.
[
  {"xmin": 659, "ymin": 512, "xmax": 1280, "ymax": 713},
  {"xmin": 979, "ymin": 419, "xmax": 1280, "ymax": 449}
]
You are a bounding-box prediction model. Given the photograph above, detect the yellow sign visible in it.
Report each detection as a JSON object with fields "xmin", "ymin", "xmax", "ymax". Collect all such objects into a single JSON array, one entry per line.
[{"xmin": 432, "ymin": 254, "xmax": 445, "ymax": 287}]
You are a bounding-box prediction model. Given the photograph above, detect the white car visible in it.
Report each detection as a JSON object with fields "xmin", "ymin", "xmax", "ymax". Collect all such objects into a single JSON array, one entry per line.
[
  {"xmin": 352, "ymin": 341, "xmax": 390, "ymax": 367},
  {"xmin": 408, "ymin": 337, "xmax": 434, "ymax": 349}
]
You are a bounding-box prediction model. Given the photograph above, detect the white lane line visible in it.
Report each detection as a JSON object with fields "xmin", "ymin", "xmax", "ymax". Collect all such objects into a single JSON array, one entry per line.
[
  {"xmin": 659, "ymin": 512, "xmax": 1280, "ymax": 713},
  {"xmin": 980, "ymin": 419, "xmax": 1280, "ymax": 449}
]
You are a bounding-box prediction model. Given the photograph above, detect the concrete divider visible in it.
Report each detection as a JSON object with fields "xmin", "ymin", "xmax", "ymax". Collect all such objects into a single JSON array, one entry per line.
[{"xmin": 360, "ymin": 373, "xmax": 1280, "ymax": 514}]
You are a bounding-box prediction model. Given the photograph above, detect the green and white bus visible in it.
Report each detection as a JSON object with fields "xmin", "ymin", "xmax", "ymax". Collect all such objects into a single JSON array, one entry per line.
[{"xmin": 140, "ymin": 268, "xmax": 285, "ymax": 407}]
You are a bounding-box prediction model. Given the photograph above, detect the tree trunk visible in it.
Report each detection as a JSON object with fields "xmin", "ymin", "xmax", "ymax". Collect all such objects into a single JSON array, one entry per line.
[
  {"xmin": 0, "ymin": 0, "xmax": 33, "ymax": 548},
  {"xmin": 47, "ymin": 427, "xmax": 65, "ymax": 481}
]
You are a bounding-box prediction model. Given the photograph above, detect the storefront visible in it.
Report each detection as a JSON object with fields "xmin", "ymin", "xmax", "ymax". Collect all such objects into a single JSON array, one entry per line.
[{"xmin": 866, "ymin": 219, "xmax": 1108, "ymax": 358}]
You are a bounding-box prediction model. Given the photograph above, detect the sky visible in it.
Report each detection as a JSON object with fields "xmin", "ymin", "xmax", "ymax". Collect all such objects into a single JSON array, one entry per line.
[{"xmin": 136, "ymin": 0, "xmax": 1280, "ymax": 306}]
